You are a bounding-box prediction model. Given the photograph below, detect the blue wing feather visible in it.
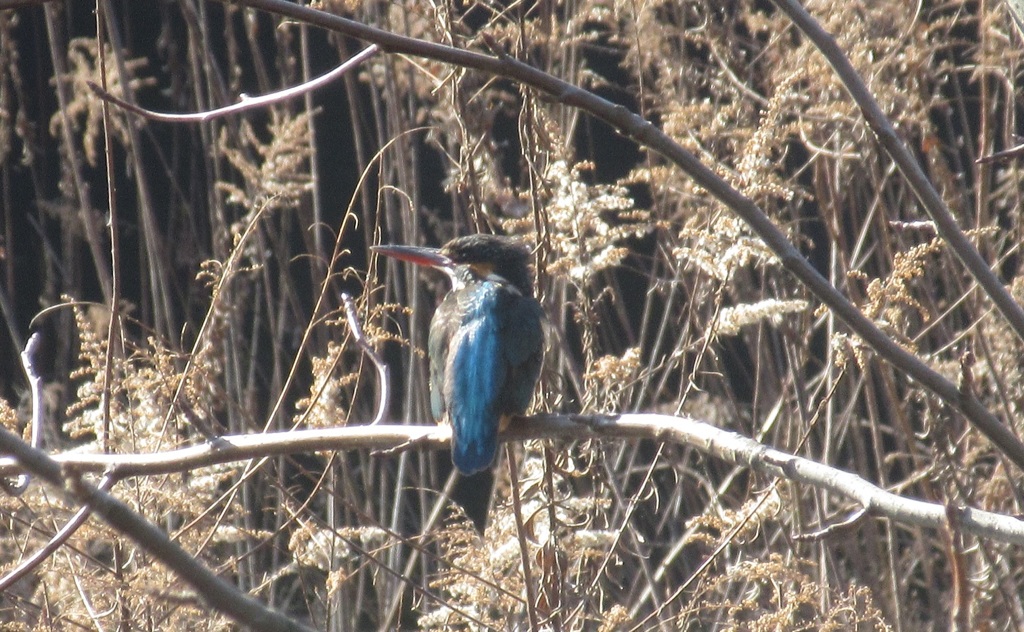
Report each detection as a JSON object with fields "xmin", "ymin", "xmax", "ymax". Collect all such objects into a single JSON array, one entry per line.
[{"xmin": 499, "ymin": 298, "xmax": 544, "ymax": 415}]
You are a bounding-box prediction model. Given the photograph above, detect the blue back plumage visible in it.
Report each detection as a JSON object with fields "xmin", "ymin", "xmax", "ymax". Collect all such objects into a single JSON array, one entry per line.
[
  {"xmin": 449, "ymin": 284, "xmax": 505, "ymax": 473},
  {"xmin": 439, "ymin": 280, "xmax": 543, "ymax": 474}
]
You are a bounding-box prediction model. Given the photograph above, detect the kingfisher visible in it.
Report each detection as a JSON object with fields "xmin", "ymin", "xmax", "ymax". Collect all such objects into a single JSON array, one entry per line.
[{"xmin": 373, "ymin": 234, "xmax": 544, "ymax": 485}]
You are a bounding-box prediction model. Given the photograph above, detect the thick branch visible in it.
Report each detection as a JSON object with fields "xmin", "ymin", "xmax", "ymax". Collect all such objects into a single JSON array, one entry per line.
[
  {"xmin": 771, "ymin": 0, "xmax": 1024, "ymax": 346},
  {"xmin": 3, "ymin": 414, "xmax": 1023, "ymax": 546},
  {"xmin": 212, "ymin": 0, "xmax": 1024, "ymax": 474}
]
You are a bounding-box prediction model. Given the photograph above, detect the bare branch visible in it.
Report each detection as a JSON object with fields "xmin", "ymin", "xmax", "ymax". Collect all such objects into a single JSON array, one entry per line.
[
  {"xmin": 2, "ymin": 413, "xmax": 1024, "ymax": 546},
  {"xmin": 4, "ymin": 331, "xmax": 46, "ymax": 495}
]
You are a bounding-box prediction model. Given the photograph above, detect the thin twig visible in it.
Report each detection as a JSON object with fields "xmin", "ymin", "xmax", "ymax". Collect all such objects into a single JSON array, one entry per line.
[
  {"xmin": 945, "ymin": 504, "xmax": 972, "ymax": 632},
  {"xmin": 976, "ymin": 142, "xmax": 1024, "ymax": 165},
  {"xmin": 87, "ymin": 45, "xmax": 379, "ymax": 123},
  {"xmin": 793, "ymin": 507, "xmax": 869, "ymax": 542},
  {"xmin": 0, "ymin": 284, "xmax": 23, "ymax": 353},
  {"xmin": 341, "ymin": 292, "xmax": 389, "ymax": 425},
  {"xmin": 379, "ymin": 470, "xmax": 523, "ymax": 630},
  {"xmin": 506, "ymin": 446, "xmax": 541, "ymax": 632},
  {"xmin": 97, "ymin": 0, "xmax": 121, "ymax": 457},
  {"xmin": 628, "ymin": 489, "xmax": 780, "ymax": 631}
]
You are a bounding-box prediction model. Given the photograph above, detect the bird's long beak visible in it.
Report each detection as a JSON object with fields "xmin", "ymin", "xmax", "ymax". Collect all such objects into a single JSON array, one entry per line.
[{"xmin": 371, "ymin": 244, "xmax": 453, "ymax": 269}]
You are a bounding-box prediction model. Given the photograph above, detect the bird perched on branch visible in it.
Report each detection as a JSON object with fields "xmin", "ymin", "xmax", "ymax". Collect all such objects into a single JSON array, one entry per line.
[{"xmin": 373, "ymin": 234, "xmax": 544, "ymax": 529}]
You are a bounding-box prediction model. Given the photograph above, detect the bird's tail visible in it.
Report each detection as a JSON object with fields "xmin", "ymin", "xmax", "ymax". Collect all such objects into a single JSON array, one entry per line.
[
  {"xmin": 450, "ymin": 414, "xmax": 507, "ymax": 532},
  {"xmin": 451, "ymin": 468, "xmax": 496, "ymax": 534}
]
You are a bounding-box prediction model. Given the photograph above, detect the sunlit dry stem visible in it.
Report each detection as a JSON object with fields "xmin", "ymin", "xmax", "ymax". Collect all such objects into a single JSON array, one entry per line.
[
  {"xmin": 945, "ymin": 504, "xmax": 972, "ymax": 631},
  {"xmin": 86, "ymin": 44, "xmax": 379, "ymax": 123},
  {"xmin": 43, "ymin": 4, "xmax": 112, "ymax": 302},
  {"xmin": 770, "ymin": 0, "xmax": 1024, "ymax": 345},
  {"xmin": 506, "ymin": 446, "xmax": 542, "ymax": 632},
  {"xmin": 629, "ymin": 488, "xmax": 780, "ymax": 629},
  {"xmin": 379, "ymin": 468, "xmax": 532, "ymax": 629},
  {"xmin": 97, "ymin": 0, "xmax": 121, "ymax": 460}
]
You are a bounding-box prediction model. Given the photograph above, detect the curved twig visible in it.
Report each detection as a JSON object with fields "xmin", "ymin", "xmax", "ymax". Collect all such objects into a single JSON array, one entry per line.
[
  {"xmin": 4, "ymin": 332, "xmax": 46, "ymax": 495},
  {"xmin": 341, "ymin": 292, "xmax": 389, "ymax": 425},
  {"xmin": 87, "ymin": 45, "xmax": 379, "ymax": 123}
]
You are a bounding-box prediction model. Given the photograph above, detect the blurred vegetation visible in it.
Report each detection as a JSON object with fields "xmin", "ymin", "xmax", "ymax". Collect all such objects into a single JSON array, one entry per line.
[{"xmin": 1, "ymin": 0, "xmax": 1023, "ymax": 629}]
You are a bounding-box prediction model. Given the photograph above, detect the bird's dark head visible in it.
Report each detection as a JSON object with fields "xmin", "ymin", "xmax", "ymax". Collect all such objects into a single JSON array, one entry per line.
[
  {"xmin": 441, "ymin": 235, "xmax": 534, "ymax": 296},
  {"xmin": 373, "ymin": 234, "xmax": 535, "ymax": 297}
]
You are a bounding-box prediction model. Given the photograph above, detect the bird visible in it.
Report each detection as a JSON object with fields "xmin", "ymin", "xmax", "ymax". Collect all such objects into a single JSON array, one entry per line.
[{"xmin": 372, "ymin": 234, "xmax": 544, "ymax": 528}]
